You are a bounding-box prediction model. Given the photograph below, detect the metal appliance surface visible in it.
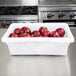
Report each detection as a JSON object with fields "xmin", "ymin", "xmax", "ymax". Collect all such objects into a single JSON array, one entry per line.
[
  {"xmin": 0, "ymin": 6, "xmax": 38, "ymax": 28},
  {"xmin": 39, "ymin": 0, "xmax": 76, "ymax": 6},
  {"xmin": 39, "ymin": 6, "xmax": 76, "ymax": 27},
  {"xmin": 0, "ymin": 29, "xmax": 76, "ymax": 76},
  {"xmin": 0, "ymin": 0, "xmax": 38, "ymax": 6}
]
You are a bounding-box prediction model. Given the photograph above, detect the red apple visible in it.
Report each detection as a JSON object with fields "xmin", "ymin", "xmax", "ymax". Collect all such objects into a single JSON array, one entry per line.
[
  {"xmin": 9, "ymin": 33, "xmax": 18, "ymax": 37},
  {"xmin": 56, "ymin": 28, "xmax": 65, "ymax": 37},
  {"xmin": 42, "ymin": 31, "xmax": 50, "ymax": 37},
  {"xmin": 49, "ymin": 32, "xmax": 54, "ymax": 37},
  {"xmin": 20, "ymin": 29, "xmax": 25, "ymax": 34},
  {"xmin": 21, "ymin": 26, "xmax": 29, "ymax": 30},
  {"xmin": 31, "ymin": 34, "xmax": 34, "ymax": 37},
  {"xmin": 25, "ymin": 29, "xmax": 31, "ymax": 34},
  {"xmin": 25, "ymin": 34, "xmax": 31, "ymax": 37},
  {"xmin": 18, "ymin": 32, "xmax": 27, "ymax": 37},
  {"xmin": 34, "ymin": 35, "xmax": 42, "ymax": 37},
  {"xmin": 32, "ymin": 31, "xmax": 40, "ymax": 37},
  {"xmin": 42, "ymin": 36, "xmax": 48, "ymax": 37},
  {"xmin": 14, "ymin": 28, "xmax": 21, "ymax": 34},
  {"xmin": 39, "ymin": 27, "xmax": 48, "ymax": 34},
  {"xmin": 21, "ymin": 26, "xmax": 31, "ymax": 34},
  {"xmin": 31, "ymin": 34, "xmax": 42, "ymax": 37},
  {"xmin": 53, "ymin": 31, "xmax": 60, "ymax": 37}
]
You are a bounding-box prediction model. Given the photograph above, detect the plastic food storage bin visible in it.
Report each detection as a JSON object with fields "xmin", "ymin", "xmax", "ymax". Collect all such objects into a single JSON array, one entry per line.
[{"xmin": 2, "ymin": 23, "xmax": 75, "ymax": 55}]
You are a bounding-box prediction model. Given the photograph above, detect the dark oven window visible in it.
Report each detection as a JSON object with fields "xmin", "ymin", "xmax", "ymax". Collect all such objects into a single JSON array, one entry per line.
[{"xmin": 43, "ymin": 19, "xmax": 76, "ymax": 27}]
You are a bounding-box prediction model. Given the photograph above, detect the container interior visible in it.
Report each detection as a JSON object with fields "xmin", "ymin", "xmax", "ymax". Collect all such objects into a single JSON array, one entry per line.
[{"xmin": 2, "ymin": 23, "xmax": 74, "ymax": 43}]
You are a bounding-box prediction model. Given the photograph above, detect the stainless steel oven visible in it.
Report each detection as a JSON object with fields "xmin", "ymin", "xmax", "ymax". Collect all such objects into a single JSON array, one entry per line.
[
  {"xmin": 39, "ymin": 6, "xmax": 76, "ymax": 27},
  {"xmin": 39, "ymin": 0, "xmax": 76, "ymax": 6},
  {"xmin": 38, "ymin": 0, "xmax": 76, "ymax": 27},
  {"xmin": 0, "ymin": 6, "xmax": 38, "ymax": 28},
  {"xmin": 0, "ymin": 0, "xmax": 38, "ymax": 28}
]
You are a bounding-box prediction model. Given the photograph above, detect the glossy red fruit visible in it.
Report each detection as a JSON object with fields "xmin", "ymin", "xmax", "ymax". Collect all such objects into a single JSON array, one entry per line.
[
  {"xmin": 42, "ymin": 31, "xmax": 50, "ymax": 37},
  {"xmin": 42, "ymin": 35, "xmax": 48, "ymax": 37},
  {"xmin": 56, "ymin": 28, "xmax": 65, "ymax": 37},
  {"xmin": 34, "ymin": 35, "xmax": 42, "ymax": 37},
  {"xmin": 18, "ymin": 32, "xmax": 27, "ymax": 37},
  {"xmin": 31, "ymin": 34, "xmax": 42, "ymax": 37},
  {"xmin": 14, "ymin": 28, "xmax": 21, "ymax": 34},
  {"xmin": 25, "ymin": 29, "xmax": 31, "ymax": 34},
  {"xmin": 25, "ymin": 34, "xmax": 31, "ymax": 37},
  {"xmin": 32, "ymin": 31, "xmax": 40, "ymax": 37},
  {"xmin": 21, "ymin": 26, "xmax": 29, "ymax": 31},
  {"xmin": 53, "ymin": 31, "xmax": 60, "ymax": 37},
  {"xmin": 21, "ymin": 26, "xmax": 31, "ymax": 34},
  {"xmin": 20, "ymin": 29, "xmax": 25, "ymax": 34},
  {"xmin": 49, "ymin": 32, "xmax": 54, "ymax": 37},
  {"xmin": 31, "ymin": 34, "xmax": 34, "ymax": 37},
  {"xmin": 39, "ymin": 27, "xmax": 48, "ymax": 34},
  {"xmin": 9, "ymin": 33, "xmax": 18, "ymax": 37}
]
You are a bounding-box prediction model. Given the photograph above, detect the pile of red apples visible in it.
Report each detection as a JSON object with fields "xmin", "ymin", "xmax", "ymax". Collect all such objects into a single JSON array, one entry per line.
[{"xmin": 9, "ymin": 26, "xmax": 65, "ymax": 37}]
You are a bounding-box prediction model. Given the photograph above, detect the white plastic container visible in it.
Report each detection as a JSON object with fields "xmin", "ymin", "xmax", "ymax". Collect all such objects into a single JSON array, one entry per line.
[{"xmin": 2, "ymin": 23, "xmax": 75, "ymax": 55}]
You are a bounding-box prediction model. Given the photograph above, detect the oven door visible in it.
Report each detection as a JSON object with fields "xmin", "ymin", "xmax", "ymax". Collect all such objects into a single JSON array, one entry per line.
[{"xmin": 43, "ymin": 20, "xmax": 76, "ymax": 27}]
